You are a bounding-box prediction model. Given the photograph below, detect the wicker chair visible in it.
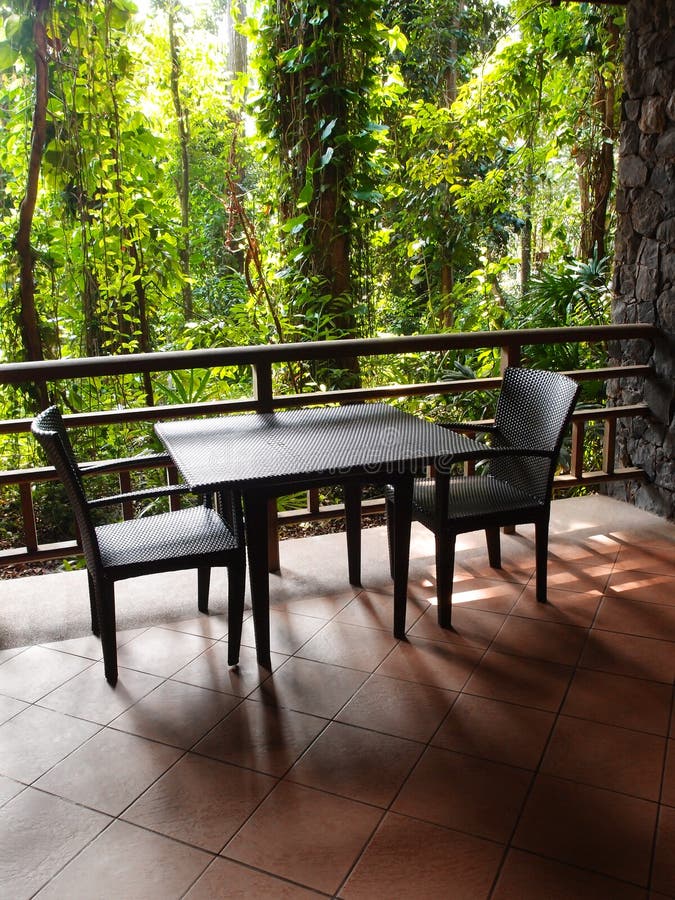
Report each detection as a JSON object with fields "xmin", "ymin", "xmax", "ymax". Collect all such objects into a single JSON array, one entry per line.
[
  {"xmin": 386, "ymin": 368, "xmax": 580, "ymax": 628},
  {"xmin": 31, "ymin": 406, "xmax": 246, "ymax": 685}
]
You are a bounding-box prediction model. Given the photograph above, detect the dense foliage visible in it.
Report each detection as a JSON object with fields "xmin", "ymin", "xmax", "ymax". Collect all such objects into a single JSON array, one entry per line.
[{"xmin": 0, "ymin": 0, "xmax": 623, "ymax": 440}]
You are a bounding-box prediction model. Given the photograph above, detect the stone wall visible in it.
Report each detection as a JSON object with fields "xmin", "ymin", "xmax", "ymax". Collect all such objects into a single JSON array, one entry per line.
[{"xmin": 608, "ymin": 0, "xmax": 674, "ymax": 519}]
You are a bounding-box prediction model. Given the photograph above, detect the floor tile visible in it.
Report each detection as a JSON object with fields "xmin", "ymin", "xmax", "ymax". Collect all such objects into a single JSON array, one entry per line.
[
  {"xmin": 492, "ymin": 848, "xmax": 648, "ymax": 900},
  {"xmin": 41, "ymin": 633, "xmax": 104, "ymax": 660},
  {"xmin": 161, "ymin": 612, "xmax": 231, "ymax": 640},
  {"xmin": 0, "ymin": 774, "xmax": 25, "ymax": 806},
  {"xmin": 663, "ymin": 740, "xmax": 675, "ymax": 808},
  {"xmin": 35, "ymin": 727, "xmax": 182, "ymax": 815},
  {"xmin": 287, "ymin": 721, "xmax": 422, "ymax": 807},
  {"xmin": 540, "ymin": 715, "xmax": 665, "ymax": 800},
  {"xmin": 509, "ymin": 584, "xmax": 601, "ymax": 627},
  {"xmin": 0, "ymin": 693, "xmax": 26, "ymax": 725},
  {"xmin": 0, "ymin": 646, "xmax": 26, "ymax": 665},
  {"xmin": 185, "ymin": 857, "xmax": 324, "ymax": 899},
  {"xmin": 432, "ymin": 694, "xmax": 555, "ymax": 770},
  {"xmin": 270, "ymin": 588, "xmax": 357, "ymax": 621},
  {"xmin": 442, "ymin": 576, "xmax": 526, "ymax": 615},
  {"xmin": 578, "ymin": 629, "xmax": 675, "ymax": 684},
  {"xmin": 0, "ymin": 705, "xmax": 99, "ymax": 783},
  {"xmin": 376, "ymin": 636, "xmax": 483, "ymax": 691},
  {"xmin": 606, "ymin": 570, "xmax": 675, "ymax": 607},
  {"xmin": 491, "ymin": 616, "xmax": 588, "ymax": 666},
  {"xmin": 513, "ymin": 774, "xmax": 657, "ymax": 885},
  {"xmin": 652, "ymin": 805, "xmax": 675, "ymax": 896},
  {"xmin": 543, "ymin": 559, "xmax": 611, "ymax": 595},
  {"xmin": 340, "ymin": 811, "xmax": 503, "ymax": 900},
  {"xmin": 249, "ymin": 657, "xmax": 368, "ymax": 719},
  {"xmin": 0, "ymin": 788, "xmax": 110, "ymax": 899},
  {"xmin": 562, "ymin": 669, "xmax": 671, "ymax": 736},
  {"xmin": 393, "ymin": 745, "xmax": 532, "ymax": 842},
  {"xmin": 408, "ymin": 604, "xmax": 506, "ymax": 649},
  {"xmin": 594, "ymin": 595, "xmax": 675, "ymax": 642},
  {"xmin": 34, "ymin": 819, "xmax": 211, "ymax": 900},
  {"xmin": 194, "ymin": 699, "xmax": 326, "ymax": 777},
  {"xmin": 614, "ymin": 540, "xmax": 675, "ymax": 575},
  {"xmin": 295, "ymin": 620, "xmax": 398, "ymax": 672},
  {"xmin": 454, "ymin": 544, "xmax": 535, "ymax": 584},
  {"xmin": 111, "ymin": 679, "xmax": 239, "ymax": 748},
  {"xmin": 240, "ymin": 609, "xmax": 327, "ymax": 656},
  {"xmin": 224, "ymin": 781, "xmax": 382, "ymax": 895},
  {"xmin": 123, "ymin": 752, "xmax": 275, "ymax": 852},
  {"xmin": 337, "ymin": 673, "xmax": 457, "ymax": 742},
  {"xmin": 116, "ymin": 626, "xmax": 216, "ymax": 678},
  {"xmin": 38, "ymin": 662, "xmax": 163, "ymax": 725},
  {"xmin": 174, "ymin": 642, "xmax": 286, "ymax": 697},
  {"xmin": 335, "ymin": 588, "xmax": 428, "ymax": 632},
  {"xmin": 463, "ymin": 649, "xmax": 573, "ymax": 712},
  {"xmin": 0, "ymin": 646, "xmax": 92, "ymax": 703}
]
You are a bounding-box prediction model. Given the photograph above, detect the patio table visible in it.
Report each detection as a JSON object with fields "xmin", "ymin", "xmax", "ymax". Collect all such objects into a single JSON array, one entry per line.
[{"xmin": 155, "ymin": 402, "xmax": 486, "ymax": 668}]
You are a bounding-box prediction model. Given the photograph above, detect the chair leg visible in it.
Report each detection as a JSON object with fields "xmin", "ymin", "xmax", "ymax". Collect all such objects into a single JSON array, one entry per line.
[
  {"xmin": 96, "ymin": 581, "xmax": 118, "ymax": 685},
  {"xmin": 485, "ymin": 527, "xmax": 502, "ymax": 568},
  {"xmin": 87, "ymin": 571, "xmax": 100, "ymax": 637},
  {"xmin": 385, "ymin": 496, "xmax": 395, "ymax": 580},
  {"xmin": 227, "ymin": 556, "xmax": 246, "ymax": 667},
  {"xmin": 534, "ymin": 515, "xmax": 550, "ymax": 603},
  {"xmin": 197, "ymin": 567, "xmax": 211, "ymax": 613},
  {"xmin": 436, "ymin": 532, "xmax": 456, "ymax": 629}
]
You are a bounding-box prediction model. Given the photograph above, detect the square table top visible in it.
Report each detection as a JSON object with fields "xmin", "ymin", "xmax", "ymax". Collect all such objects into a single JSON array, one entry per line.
[{"xmin": 154, "ymin": 402, "xmax": 486, "ymax": 492}]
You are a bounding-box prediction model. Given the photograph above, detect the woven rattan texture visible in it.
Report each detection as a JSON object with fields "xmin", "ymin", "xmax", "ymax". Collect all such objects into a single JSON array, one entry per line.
[
  {"xmin": 96, "ymin": 505, "xmax": 238, "ymax": 569},
  {"xmin": 488, "ymin": 368, "xmax": 579, "ymax": 502},
  {"xmin": 155, "ymin": 403, "xmax": 486, "ymax": 491},
  {"xmin": 408, "ymin": 476, "xmax": 543, "ymax": 526}
]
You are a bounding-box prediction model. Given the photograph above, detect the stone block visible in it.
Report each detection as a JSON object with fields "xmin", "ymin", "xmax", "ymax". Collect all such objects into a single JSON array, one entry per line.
[
  {"xmin": 656, "ymin": 128, "xmax": 675, "ymax": 161},
  {"xmin": 636, "ymin": 267, "xmax": 658, "ymax": 303},
  {"xmin": 620, "ymin": 154, "xmax": 648, "ymax": 188},
  {"xmin": 667, "ymin": 90, "xmax": 675, "ymax": 122},
  {"xmin": 640, "ymin": 96, "xmax": 666, "ymax": 133},
  {"xmin": 656, "ymin": 217, "xmax": 675, "ymax": 246},
  {"xmin": 661, "ymin": 251, "xmax": 675, "ymax": 286},
  {"xmin": 639, "ymin": 132, "xmax": 658, "ymax": 161},
  {"xmin": 624, "ymin": 99, "xmax": 642, "ymax": 122},
  {"xmin": 656, "ymin": 287, "xmax": 675, "ymax": 329},
  {"xmin": 631, "ymin": 189, "xmax": 665, "ymax": 235},
  {"xmin": 648, "ymin": 161, "xmax": 672, "ymax": 196},
  {"xmin": 637, "ymin": 236, "xmax": 660, "ymax": 266}
]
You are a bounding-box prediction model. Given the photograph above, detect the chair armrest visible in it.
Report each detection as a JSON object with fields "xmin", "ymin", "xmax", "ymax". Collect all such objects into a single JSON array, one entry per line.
[
  {"xmin": 80, "ymin": 453, "xmax": 172, "ymax": 475},
  {"xmin": 439, "ymin": 422, "xmax": 499, "ymax": 435},
  {"xmin": 476, "ymin": 446, "xmax": 556, "ymax": 460},
  {"xmin": 88, "ymin": 483, "xmax": 191, "ymax": 509}
]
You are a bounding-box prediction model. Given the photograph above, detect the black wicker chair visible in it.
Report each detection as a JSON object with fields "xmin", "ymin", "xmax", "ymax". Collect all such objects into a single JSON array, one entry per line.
[
  {"xmin": 386, "ymin": 368, "xmax": 580, "ymax": 628},
  {"xmin": 31, "ymin": 406, "xmax": 246, "ymax": 685}
]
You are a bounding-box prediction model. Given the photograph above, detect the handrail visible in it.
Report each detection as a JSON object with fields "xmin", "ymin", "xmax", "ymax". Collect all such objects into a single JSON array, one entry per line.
[{"xmin": 0, "ymin": 324, "xmax": 658, "ymax": 568}]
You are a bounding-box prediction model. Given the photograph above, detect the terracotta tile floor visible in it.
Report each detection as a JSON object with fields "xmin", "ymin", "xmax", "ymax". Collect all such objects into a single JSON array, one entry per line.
[{"xmin": 1, "ymin": 495, "xmax": 674, "ymax": 899}]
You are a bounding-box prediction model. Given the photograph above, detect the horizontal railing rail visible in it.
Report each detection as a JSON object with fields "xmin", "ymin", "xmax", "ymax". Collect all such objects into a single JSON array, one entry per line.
[{"xmin": 0, "ymin": 324, "xmax": 658, "ymax": 568}]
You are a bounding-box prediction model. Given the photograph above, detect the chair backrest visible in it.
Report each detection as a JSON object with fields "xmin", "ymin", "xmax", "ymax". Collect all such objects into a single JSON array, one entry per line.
[
  {"xmin": 31, "ymin": 406, "xmax": 102, "ymax": 572},
  {"xmin": 489, "ymin": 368, "xmax": 580, "ymax": 503}
]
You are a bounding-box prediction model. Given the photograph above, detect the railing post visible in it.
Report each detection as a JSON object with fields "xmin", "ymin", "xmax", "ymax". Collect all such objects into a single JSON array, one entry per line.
[
  {"xmin": 571, "ymin": 420, "xmax": 585, "ymax": 479},
  {"xmin": 166, "ymin": 464, "xmax": 182, "ymax": 511},
  {"xmin": 119, "ymin": 471, "xmax": 134, "ymax": 520},
  {"xmin": 602, "ymin": 419, "xmax": 616, "ymax": 476},
  {"xmin": 20, "ymin": 483, "xmax": 38, "ymax": 554},
  {"xmin": 252, "ymin": 361, "xmax": 274, "ymax": 413},
  {"xmin": 500, "ymin": 341, "xmax": 521, "ymax": 373}
]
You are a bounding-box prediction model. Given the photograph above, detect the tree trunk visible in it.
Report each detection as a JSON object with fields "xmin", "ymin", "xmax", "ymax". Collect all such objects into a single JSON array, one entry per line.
[
  {"xmin": 14, "ymin": 0, "xmax": 50, "ymax": 406},
  {"xmin": 168, "ymin": 9, "xmax": 192, "ymax": 319},
  {"xmin": 577, "ymin": 12, "xmax": 620, "ymax": 261},
  {"xmin": 227, "ymin": 0, "xmax": 247, "ymax": 76}
]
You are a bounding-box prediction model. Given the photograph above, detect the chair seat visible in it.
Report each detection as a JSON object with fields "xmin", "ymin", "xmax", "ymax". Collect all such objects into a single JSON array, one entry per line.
[
  {"xmin": 411, "ymin": 476, "xmax": 544, "ymax": 522},
  {"xmin": 96, "ymin": 504, "xmax": 238, "ymax": 570}
]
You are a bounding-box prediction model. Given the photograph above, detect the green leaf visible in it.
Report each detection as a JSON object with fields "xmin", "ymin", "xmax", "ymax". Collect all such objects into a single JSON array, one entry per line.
[
  {"xmin": 320, "ymin": 118, "xmax": 337, "ymax": 140},
  {"xmin": 319, "ymin": 147, "xmax": 334, "ymax": 168},
  {"xmin": 281, "ymin": 214, "xmax": 309, "ymax": 234},
  {"xmin": 297, "ymin": 182, "xmax": 313, "ymax": 207},
  {"xmin": 0, "ymin": 41, "xmax": 19, "ymax": 71}
]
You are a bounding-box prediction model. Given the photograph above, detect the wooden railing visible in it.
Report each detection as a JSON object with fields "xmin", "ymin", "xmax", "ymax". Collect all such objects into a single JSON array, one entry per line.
[{"xmin": 0, "ymin": 324, "xmax": 658, "ymax": 568}]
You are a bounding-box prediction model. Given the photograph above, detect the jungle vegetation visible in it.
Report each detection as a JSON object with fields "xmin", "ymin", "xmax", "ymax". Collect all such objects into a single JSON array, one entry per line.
[{"xmin": 0, "ymin": 0, "xmax": 623, "ymax": 467}]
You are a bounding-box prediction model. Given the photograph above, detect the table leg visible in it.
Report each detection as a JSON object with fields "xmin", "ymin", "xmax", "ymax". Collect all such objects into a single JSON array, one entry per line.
[
  {"xmin": 344, "ymin": 482, "xmax": 362, "ymax": 586},
  {"xmin": 392, "ymin": 475, "xmax": 414, "ymax": 639},
  {"xmin": 243, "ymin": 491, "xmax": 272, "ymax": 669}
]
